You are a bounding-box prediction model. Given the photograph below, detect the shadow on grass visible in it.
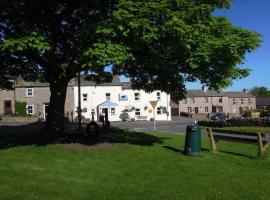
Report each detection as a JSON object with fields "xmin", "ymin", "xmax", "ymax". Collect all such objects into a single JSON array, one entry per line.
[
  {"xmin": 163, "ymin": 145, "xmax": 256, "ymax": 159},
  {"xmin": 0, "ymin": 123, "xmax": 165, "ymax": 150},
  {"xmin": 218, "ymin": 150, "xmax": 255, "ymax": 159}
]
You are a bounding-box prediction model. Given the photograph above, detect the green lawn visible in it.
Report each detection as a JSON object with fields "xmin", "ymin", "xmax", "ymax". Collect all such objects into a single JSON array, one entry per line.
[{"xmin": 0, "ymin": 128, "xmax": 270, "ymax": 200}]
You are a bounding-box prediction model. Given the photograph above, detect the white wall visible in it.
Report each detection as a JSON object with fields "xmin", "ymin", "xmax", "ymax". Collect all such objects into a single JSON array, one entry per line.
[{"xmin": 74, "ymin": 86, "xmax": 171, "ymax": 121}]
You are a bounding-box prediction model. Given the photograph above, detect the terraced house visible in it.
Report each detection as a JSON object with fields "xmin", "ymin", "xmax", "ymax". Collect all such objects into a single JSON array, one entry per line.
[
  {"xmin": 179, "ymin": 87, "xmax": 256, "ymax": 117},
  {"xmin": 0, "ymin": 76, "xmax": 171, "ymax": 122}
]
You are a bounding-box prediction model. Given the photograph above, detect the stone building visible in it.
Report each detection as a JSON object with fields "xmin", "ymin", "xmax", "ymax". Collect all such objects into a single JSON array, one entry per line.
[{"xmin": 179, "ymin": 87, "xmax": 256, "ymax": 117}]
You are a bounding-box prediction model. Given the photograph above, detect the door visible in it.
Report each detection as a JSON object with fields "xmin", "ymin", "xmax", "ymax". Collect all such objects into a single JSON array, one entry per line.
[
  {"xmin": 4, "ymin": 100, "xmax": 12, "ymax": 115},
  {"xmin": 43, "ymin": 104, "xmax": 49, "ymax": 119},
  {"xmin": 195, "ymin": 107, "xmax": 199, "ymax": 114}
]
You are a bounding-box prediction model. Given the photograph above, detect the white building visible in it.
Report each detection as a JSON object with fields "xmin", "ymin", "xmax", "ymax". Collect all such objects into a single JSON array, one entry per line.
[{"xmin": 73, "ymin": 76, "xmax": 171, "ymax": 122}]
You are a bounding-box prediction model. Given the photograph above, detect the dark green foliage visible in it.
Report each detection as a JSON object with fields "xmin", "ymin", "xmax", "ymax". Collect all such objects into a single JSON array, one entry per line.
[
  {"xmin": 15, "ymin": 101, "xmax": 27, "ymax": 116},
  {"xmin": 250, "ymin": 86, "xmax": 270, "ymax": 97},
  {"xmin": 199, "ymin": 118, "xmax": 270, "ymax": 127},
  {"xmin": 0, "ymin": 0, "xmax": 262, "ymax": 131}
]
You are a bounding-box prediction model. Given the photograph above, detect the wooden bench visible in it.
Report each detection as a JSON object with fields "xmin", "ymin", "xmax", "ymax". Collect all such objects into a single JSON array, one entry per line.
[{"xmin": 207, "ymin": 128, "xmax": 270, "ymax": 156}]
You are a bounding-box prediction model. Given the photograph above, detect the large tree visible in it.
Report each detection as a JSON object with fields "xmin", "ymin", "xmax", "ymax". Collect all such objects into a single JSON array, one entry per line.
[
  {"xmin": 250, "ymin": 86, "xmax": 270, "ymax": 97},
  {"xmin": 0, "ymin": 0, "xmax": 261, "ymax": 133}
]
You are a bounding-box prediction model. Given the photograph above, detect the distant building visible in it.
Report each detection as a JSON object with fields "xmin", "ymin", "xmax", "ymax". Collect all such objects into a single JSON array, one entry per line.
[
  {"xmin": 179, "ymin": 87, "xmax": 256, "ymax": 116},
  {"xmin": 256, "ymin": 97, "xmax": 270, "ymax": 111}
]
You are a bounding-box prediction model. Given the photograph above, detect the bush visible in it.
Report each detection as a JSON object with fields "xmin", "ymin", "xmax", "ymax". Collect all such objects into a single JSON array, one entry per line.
[
  {"xmin": 15, "ymin": 101, "xmax": 27, "ymax": 116},
  {"xmin": 180, "ymin": 112, "xmax": 192, "ymax": 118},
  {"xmin": 198, "ymin": 118, "xmax": 270, "ymax": 128}
]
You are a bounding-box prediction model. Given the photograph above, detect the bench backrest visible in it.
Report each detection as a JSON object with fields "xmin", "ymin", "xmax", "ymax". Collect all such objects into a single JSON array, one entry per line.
[{"xmin": 208, "ymin": 128, "xmax": 270, "ymax": 145}]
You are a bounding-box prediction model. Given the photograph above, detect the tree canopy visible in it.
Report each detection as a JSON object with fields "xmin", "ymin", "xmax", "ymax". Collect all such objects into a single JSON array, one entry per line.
[
  {"xmin": 0, "ymin": 0, "xmax": 262, "ymax": 132},
  {"xmin": 250, "ymin": 86, "xmax": 270, "ymax": 97}
]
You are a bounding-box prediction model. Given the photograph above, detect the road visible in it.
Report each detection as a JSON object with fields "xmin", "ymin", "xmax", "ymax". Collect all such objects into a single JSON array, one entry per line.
[
  {"xmin": 0, "ymin": 117, "xmax": 204, "ymax": 135},
  {"xmin": 111, "ymin": 117, "xmax": 195, "ymax": 134}
]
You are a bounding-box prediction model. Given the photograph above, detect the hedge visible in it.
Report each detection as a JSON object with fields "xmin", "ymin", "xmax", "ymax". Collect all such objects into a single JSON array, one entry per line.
[{"xmin": 198, "ymin": 118, "xmax": 270, "ymax": 128}]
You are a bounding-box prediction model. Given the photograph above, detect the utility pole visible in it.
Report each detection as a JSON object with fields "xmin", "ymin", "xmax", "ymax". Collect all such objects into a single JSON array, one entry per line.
[{"xmin": 78, "ymin": 72, "xmax": 82, "ymax": 129}]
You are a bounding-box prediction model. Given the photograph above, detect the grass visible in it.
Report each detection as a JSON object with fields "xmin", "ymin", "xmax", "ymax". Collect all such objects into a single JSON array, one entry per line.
[{"xmin": 0, "ymin": 126, "xmax": 270, "ymax": 200}]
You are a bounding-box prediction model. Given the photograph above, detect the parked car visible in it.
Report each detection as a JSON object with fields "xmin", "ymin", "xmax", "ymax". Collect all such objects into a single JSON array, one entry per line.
[{"xmin": 210, "ymin": 113, "xmax": 228, "ymax": 121}]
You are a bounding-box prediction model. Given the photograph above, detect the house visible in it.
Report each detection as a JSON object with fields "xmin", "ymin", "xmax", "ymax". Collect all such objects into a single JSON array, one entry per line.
[
  {"xmin": 256, "ymin": 97, "xmax": 270, "ymax": 111},
  {"xmin": 73, "ymin": 76, "xmax": 171, "ymax": 121},
  {"xmin": 179, "ymin": 87, "xmax": 256, "ymax": 117},
  {"xmin": 1, "ymin": 76, "xmax": 171, "ymax": 122},
  {"xmin": 14, "ymin": 77, "xmax": 74, "ymax": 120},
  {"xmin": 0, "ymin": 89, "xmax": 15, "ymax": 115}
]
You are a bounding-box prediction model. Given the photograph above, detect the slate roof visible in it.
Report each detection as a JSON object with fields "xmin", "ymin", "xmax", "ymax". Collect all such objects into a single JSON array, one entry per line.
[
  {"xmin": 187, "ymin": 90, "xmax": 223, "ymax": 97},
  {"xmin": 186, "ymin": 90, "xmax": 255, "ymax": 98},
  {"xmin": 224, "ymin": 92, "xmax": 255, "ymax": 98},
  {"xmin": 256, "ymin": 97, "xmax": 270, "ymax": 106},
  {"xmin": 73, "ymin": 75, "xmax": 122, "ymax": 86},
  {"xmin": 15, "ymin": 76, "xmax": 122, "ymax": 87}
]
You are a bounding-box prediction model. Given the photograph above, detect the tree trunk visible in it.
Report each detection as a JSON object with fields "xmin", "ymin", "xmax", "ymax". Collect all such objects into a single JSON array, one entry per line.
[{"xmin": 45, "ymin": 79, "xmax": 69, "ymax": 134}]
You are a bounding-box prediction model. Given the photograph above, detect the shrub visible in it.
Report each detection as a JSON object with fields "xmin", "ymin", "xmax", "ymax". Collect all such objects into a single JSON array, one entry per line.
[
  {"xmin": 198, "ymin": 118, "xmax": 270, "ymax": 127},
  {"xmin": 15, "ymin": 101, "xmax": 27, "ymax": 116}
]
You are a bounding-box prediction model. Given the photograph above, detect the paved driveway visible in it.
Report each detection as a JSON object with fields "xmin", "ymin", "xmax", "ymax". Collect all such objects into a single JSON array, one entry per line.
[{"xmin": 111, "ymin": 116, "xmax": 195, "ymax": 134}]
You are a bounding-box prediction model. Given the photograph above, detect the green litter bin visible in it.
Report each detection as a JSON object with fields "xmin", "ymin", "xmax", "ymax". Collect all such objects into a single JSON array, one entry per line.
[{"xmin": 184, "ymin": 123, "xmax": 201, "ymax": 156}]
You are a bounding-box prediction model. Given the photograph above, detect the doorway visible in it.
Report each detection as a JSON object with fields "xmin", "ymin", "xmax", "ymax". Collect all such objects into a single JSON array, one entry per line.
[
  {"xmin": 4, "ymin": 100, "xmax": 12, "ymax": 115},
  {"xmin": 43, "ymin": 104, "xmax": 49, "ymax": 119}
]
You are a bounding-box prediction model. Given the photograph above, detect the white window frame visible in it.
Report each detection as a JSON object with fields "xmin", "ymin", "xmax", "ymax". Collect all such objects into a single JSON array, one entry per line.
[
  {"xmin": 205, "ymin": 106, "xmax": 208, "ymax": 112},
  {"xmin": 219, "ymin": 97, "xmax": 223, "ymax": 103},
  {"xmin": 233, "ymin": 98, "xmax": 236, "ymax": 105},
  {"xmin": 26, "ymin": 88, "xmax": 34, "ymax": 97},
  {"xmin": 135, "ymin": 108, "xmax": 141, "ymax": 116},
  {"xmin": 111, "ymin": 107, "xmax": 116, "ymax": 114},
  {"xmin": 248, "ymin": 98, "xmax": 252, "ymax": 104},
  {"xmin": 134, "ymin": 93, "xmax": 140, "ymax": 101},
  {"xmin": 106, "ymin": 93, "xmax": 111, "ymax": 101},
  {"xmin": 157, "ymin": 107, "xmax": 162, "ymax": 115},
  {"xmin": 241, "ymin": 99, "xmax": 244, "ymax": 105},
  {"xmin": 157, "ymin": 92, "xmax": 161, "ymax": 101},
  {"xmin": 192, "ymin": 98, "xmax": 195, "ymax": 103},
  {"xmin": 188, "ymin": 107, "xmax": 192, "ymax": 113},
  {"xmin": 26, "ymin": 105, "xmax": 34, "ymax": 115},
  {"xmin": 119, "ymin": 94, "xmax": 128, "ymax": 101},
  {"xmin": 82, "ymin": 93, "xmax": 88, "ymax": 101}
]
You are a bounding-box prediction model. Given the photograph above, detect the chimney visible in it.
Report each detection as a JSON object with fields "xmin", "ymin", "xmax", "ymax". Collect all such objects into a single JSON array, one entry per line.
[
  {"xmin": 202, "ymin": 85, "xmax": 208, "ymax": 92},
  {"xmin": 243, "ymin": 88, "xmax": 248, "ymax": 93}
]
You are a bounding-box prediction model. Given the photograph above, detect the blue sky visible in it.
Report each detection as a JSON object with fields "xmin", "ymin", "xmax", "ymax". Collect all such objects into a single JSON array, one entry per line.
[{"xmin": 186, "ymin": 0, "xmax": 270, "ymax": 91}]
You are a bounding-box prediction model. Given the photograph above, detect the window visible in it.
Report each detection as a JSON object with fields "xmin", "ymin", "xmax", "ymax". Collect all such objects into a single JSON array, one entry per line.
[
  {"xmin": 233, "ymin": 98, "xmax": 236, "ymax": 105},
  {"xmin": 134, "ymin": 93, "xmax": 140, "ymax": 101},
  {"xmin": 119, "ymin": 94, "xmax": 128, "ymax": 101},
  {"xmin": 248, "ymin": 98, "xmax": 252, "ymax": 104},
  {"xmin": 26, "ymin": 105, "xmax": 34, "ymax": 115},
  {"xmin": 205, "ymin": 97, "xmax": 208, "ymax": 103},
  {"xmin": 82, "ymin": 93, "xmax": 88, "ymax": 101},
  {"xmin": 205, "ymin": 107, "xmax": 208, "ymax": 112},
  {"xmin": 157, "ymin": 107, "xmax": 162, "ymax": 115},
  {"xmin": 102, "ymin": 108, "xmax": 107, "ymax": 114},
  {"xmin": 106, "ymin": 93, "xmax": 111, "ymax": 101},
  {"xmin": 157, "ymin": 92, "xmax": 161, "ymax": 100},
  {"xmin": 111, "ymin": 108, "xmax": 115, "ymax": 114},
  {"xmin": 241, "ymin": 99, "xmax": 244, "ymax": 105},
  {"xmin": 26, "ymin": 88, "xmax": 33, "ymax": 97},
  {"xmin": 192, "ymin": 98, "xmax": 195, "ymax": 103},
  {"xmin": 135, "ymin": 108, "xmax": 140, "ymax": 116},
  {"xmin": 188, "ymin": 107, "xmax": 192, "ymax": 112},
  {"xmin": 183, "ymin": 99, "xmax": 187, "ymax": 104},
  {"xmin": 219, "ymin": 97, "xmax": 223, "ymax": 103}
]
